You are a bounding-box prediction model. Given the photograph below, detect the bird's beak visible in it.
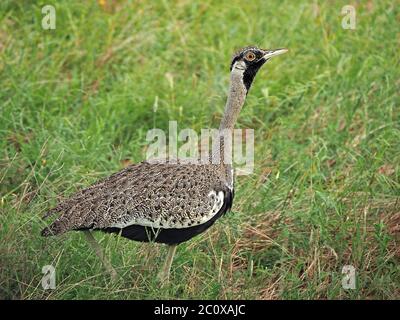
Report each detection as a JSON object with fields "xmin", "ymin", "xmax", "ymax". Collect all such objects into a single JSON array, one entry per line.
[{"xmin": 262, "ymin": 48, "xmax": 288, "ymax": 60}]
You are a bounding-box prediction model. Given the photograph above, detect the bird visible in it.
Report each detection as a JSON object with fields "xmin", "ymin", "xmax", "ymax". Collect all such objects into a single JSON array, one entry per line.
[{"xmin": 41, "ymin": 46, "xmax": 288, "ymax": 283}]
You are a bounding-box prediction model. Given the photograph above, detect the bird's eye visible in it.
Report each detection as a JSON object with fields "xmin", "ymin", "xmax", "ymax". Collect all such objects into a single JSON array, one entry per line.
[{"xmin": 245, "ymin": 52, "xmax": 256, "ymax": 61}]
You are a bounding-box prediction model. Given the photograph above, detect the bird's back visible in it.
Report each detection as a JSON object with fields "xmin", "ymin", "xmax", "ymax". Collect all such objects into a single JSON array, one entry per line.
[{"xmin": 41, "ymin": 161, "xmax": 234, "ymax": 244}]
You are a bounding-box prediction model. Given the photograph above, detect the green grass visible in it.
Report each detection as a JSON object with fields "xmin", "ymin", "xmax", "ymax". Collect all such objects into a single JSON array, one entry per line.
[{"xmin": 0, "ymin": 0, "xmax": 399, "ymax": 299}]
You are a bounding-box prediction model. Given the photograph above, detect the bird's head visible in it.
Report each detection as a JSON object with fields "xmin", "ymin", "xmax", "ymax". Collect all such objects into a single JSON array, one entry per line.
[{"xmin": 230, "ymin": 46, "xmax": 288, "ymax": 91}]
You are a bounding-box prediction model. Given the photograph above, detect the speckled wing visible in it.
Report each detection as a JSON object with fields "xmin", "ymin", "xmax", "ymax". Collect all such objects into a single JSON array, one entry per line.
[{"xmin": 41, "ymin": 162, "xmax": 232, "ymax": 237}]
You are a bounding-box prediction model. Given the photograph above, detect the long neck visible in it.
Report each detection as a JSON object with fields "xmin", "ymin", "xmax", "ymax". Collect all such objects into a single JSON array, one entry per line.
[
  {"xmin": 211, "ymin": 70, "xmax": 247, "ymax": 168},
  {"xmin": 219, "ymin": 70, "xmax": 247, "ymax": 131}
]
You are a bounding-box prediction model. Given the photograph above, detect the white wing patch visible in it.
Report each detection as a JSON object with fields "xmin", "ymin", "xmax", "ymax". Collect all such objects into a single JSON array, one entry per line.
[
  {"xmin": 109, "ymin": 190, "xmax": 225, "ymax": 229},
  {"xmin": 197, "ymin": 190, "xmax": 225, "ymax": 225},
  {"xmin": 111, "ymin": 217, "xmax": 162, "ymax": 229}
]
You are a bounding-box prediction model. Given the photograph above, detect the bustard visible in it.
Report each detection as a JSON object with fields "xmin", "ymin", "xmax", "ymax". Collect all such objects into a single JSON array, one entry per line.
[{"xmin": 41, "ymin": 46, "xmax": 288, "ymax": 283}]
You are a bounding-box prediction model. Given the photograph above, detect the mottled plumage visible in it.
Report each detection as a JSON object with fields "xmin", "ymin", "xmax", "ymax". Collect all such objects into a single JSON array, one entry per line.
[{"xmin": 42, "ymin": 162, "xmax": 234, "ymax": 244}]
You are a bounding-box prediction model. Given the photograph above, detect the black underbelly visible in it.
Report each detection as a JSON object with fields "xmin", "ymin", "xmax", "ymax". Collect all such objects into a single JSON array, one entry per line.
[
  {"xmin": 103, "ymin": 219, "xmax": 217, "ymax": 244},
  {"xmin": 101, "ymin": 189, "xmax": 234, "ymax": 245}
]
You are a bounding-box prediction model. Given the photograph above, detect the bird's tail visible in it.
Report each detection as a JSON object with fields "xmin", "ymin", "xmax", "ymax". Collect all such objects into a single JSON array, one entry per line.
[
  {"xmin": 42, "ymin": 205, "xmax": 63, "ymax": 219},
  {"xmin": 41, "ymin": 219, "xmax": 67, "ymax": 237}
]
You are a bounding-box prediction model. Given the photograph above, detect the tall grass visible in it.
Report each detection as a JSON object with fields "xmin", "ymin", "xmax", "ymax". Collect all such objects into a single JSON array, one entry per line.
[{"xmin": 0, "ymin": 0, "xmax": 399, "ymax": 299}]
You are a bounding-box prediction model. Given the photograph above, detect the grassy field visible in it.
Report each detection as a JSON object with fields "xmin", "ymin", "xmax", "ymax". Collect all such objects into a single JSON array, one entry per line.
[{"xmin": 0, "ymin": 0, "xmax": 399, "ymax": 299}]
